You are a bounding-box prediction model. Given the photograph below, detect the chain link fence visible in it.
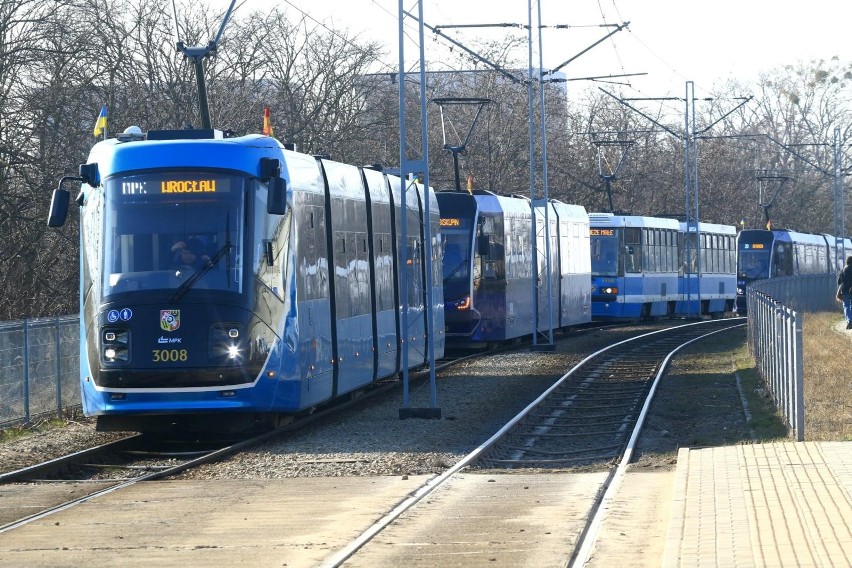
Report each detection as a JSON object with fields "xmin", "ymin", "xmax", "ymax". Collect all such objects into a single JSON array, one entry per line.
[{"xmin": 0, "ymin": 316, "xmax": 81, "ymax": 428}]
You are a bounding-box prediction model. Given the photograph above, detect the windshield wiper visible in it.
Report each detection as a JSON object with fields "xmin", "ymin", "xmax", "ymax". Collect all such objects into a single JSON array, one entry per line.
[
  {"xmin": 170, "ymin": 244, "xmax": 234, "ymax": 302},
  {"xmin": 444, "ymin": 259, "xmax": 468, "ymax": 281}
]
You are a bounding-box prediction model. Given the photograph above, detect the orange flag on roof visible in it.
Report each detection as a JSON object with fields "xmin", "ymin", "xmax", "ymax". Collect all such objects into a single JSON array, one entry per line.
[{"xmin": 262, "ymin": 108, "xmax": 274, "ymax": 137}]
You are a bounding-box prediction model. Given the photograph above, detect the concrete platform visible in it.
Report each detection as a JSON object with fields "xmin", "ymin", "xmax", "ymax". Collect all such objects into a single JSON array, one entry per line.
[
  {"xmin": 3, "ymin": 442, "xmax": 852, "ymax": 566},
  {"xmin": 662, "ymin": 442, "xmax": 852, "ymax": 567}
]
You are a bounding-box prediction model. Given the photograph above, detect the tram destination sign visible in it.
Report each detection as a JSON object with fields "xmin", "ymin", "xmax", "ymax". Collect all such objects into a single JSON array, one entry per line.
[
  {"xmin": 590, "ymin": 228, "xmax": 615, "ymax": 237},
  {"xmin": 120, "ymin": 175, "xmax": 232, "ymax": 196}
]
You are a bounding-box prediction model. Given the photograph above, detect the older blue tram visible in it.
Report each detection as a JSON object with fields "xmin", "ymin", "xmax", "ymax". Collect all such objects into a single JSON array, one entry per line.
[{"xmin": 589, "ymin": 213, "xmax": 736, "ymax": 319}]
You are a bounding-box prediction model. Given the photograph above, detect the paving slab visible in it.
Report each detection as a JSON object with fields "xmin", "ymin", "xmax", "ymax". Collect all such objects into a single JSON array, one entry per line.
[{"xmin": 663, "ymin": 442, "xmax": 852, "ymax": 567}]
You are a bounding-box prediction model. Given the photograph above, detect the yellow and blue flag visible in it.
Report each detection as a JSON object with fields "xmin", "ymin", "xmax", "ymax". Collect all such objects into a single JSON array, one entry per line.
[{"xmin": 93, "ymin": 105, "xmax": 107, "ymax": 138}]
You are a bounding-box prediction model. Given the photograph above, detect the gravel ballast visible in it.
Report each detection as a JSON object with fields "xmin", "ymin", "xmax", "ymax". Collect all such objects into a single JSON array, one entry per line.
[{"xmin": 0, "ymin": 325, "xmax": 674, "ymax": 479}]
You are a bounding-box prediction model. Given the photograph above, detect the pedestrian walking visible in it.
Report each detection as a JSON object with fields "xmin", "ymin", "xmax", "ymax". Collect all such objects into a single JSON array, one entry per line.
[{"xmin": 838, "ymin": 257, "xmax": 852, "ymax": 329}]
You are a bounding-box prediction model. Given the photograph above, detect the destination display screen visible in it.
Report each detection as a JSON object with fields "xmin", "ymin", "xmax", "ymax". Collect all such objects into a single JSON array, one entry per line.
[
  {"xmin": 440, "ymin": 217, "xmax": 471, "ymax": 229},
  {"xmin": 119, "ymin": 176, "xmax": 232, "ymax": 196},
  {"xmin": 590, "ymin": 228, "xmax": 615, "ymax": 237}
]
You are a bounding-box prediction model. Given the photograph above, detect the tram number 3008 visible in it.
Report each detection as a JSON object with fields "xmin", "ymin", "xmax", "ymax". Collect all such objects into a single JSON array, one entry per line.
[{"xmin": 151, "ymin": 349, "xmax": 189, "ymax": 363}]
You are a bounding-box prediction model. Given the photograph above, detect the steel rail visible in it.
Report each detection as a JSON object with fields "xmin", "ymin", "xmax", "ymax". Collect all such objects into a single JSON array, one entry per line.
[{"xmin": 317, "ymin": 318, "xmax": 745, "ymax": 567}]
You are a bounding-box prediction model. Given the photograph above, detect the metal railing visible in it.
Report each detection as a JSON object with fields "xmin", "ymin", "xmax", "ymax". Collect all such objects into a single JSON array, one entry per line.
[
  {"xmin": 0, "ymin": 316, "xmax": 80, "ymax": 428},
  {"xmin": 745, "ymin": 274, "xmax": 837, "ymax": 441}
]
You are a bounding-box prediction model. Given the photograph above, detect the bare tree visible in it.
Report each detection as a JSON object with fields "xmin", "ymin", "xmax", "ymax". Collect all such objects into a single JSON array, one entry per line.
[{"xmin": 2, "ymin": 1, "xmax": 851, "ymax": 321}]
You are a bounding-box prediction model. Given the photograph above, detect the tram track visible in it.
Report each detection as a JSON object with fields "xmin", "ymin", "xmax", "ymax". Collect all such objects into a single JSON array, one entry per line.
[
  {"xmin": 0, "ymin": 345, "xmax": 503, "ymax": 534},
  {"xmin": 478, "ymin": 319, "xmax": 739, "ymax": 469},
  {"xmin": 317, "ymin": 317, "xmax": 746, "ymax": 567},
  {"xmin": 0, "ymin": 319, "xmax": 723, "ymax": 550}
]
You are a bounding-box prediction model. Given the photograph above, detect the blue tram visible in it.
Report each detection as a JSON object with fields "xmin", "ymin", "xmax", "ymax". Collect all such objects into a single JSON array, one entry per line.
[
  {"xmin": 47, "ymin": 128, "xmax": 444, "ymax": 432},
  {"xmin": 678, "ymin": 220, "xmax": 737, "ymax": 316},
  {"xmin": 735, "ymin": 229, "xmax": 852, "ymax": 313},
  {"xmin": 589, "ymin": 213, "xmax": 736, "ymax": 319},
  {"xmin": 436, "ymin": 190, "xmax": 590, "ymax": 346}
]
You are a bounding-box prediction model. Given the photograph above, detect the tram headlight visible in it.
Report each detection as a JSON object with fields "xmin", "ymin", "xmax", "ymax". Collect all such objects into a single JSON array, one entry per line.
[
  {"xmin": 446, "ymin": 295, "xmax": 471, "ymax": 311},
  {"xmin": 102, "ymin": 328, "xmax": 130, "ymax": 363},
  {"xmin": 209, "ymin": 323, "xmax": 245, "ymax": 361},
  {"xmin": 601, "ymin": 286, "xmax": 618, "ymax": 295},
  {"xmin": 103, "ymin": 347, "xmax": 129, "ymax": 362}
]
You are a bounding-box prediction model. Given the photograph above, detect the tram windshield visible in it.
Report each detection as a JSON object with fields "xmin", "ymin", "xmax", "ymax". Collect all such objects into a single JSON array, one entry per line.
[
  {"xmin": 101, "ymin": 172, "xmax": 245, "ymax": 297},
  {"xmin": 737, "ymin": 231, "xmax": 774, "ymax": 280},
  {"xmin": 441, "ymin": 219, "xmax": 473, "ymax": 284},
  {"xmin": 737, "ymin": 250, "xmax": 770, "ymax": 279},
  {"xmin": 590, "ymin": 228, "xmax": 620, "ymax": 276}
]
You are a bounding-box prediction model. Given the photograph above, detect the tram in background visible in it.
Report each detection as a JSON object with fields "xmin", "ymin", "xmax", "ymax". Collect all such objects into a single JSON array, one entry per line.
[
  {"xmin": 589, "ymin": 213, "xmax": 736, "ymax": 319},
  {"xmin": 436, "ymin": 190, "xmax": 591, "ymax": 347},
  {"xmin": 735, "ymin": 229, "xmax": 852, "ymax": 313}
]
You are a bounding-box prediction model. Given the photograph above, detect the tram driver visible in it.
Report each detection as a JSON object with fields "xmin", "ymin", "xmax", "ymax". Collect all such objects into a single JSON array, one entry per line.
[{"xmin": 171, "ymin": 237, "xmax": 211, "ymax": 270}]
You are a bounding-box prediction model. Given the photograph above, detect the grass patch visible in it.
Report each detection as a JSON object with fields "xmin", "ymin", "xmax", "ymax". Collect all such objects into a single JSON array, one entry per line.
[
  {"xmin": 0, "ymin": 410, "xmax": 84, "ymax": 443},
  {"xmin": 802, "ymin": 312, "xmax": 852, "ymax": 441},
  {"xmin": 677, "ymin": 328, "xmax": 788, "ymax": 443},
  {"xmin": 729, "ymin": 338, "xmax": 789, "ymax": 441},
  {"xmin": 635, "ymin": 328, "xmax": 788, "ymax": 467}
]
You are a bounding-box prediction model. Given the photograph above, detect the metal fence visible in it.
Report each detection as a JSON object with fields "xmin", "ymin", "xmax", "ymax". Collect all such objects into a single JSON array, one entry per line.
[
  {"xmin": 0, "ymin": 316, "xmax": 81, "ymax": 428},
  {"xmin": 746, "ymin": 273, "xmax": 837, "ymax": 441}
]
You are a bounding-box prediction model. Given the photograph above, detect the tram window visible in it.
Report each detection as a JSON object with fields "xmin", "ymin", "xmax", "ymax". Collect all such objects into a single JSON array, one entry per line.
[
  {"xmin": 333, "ymin": 233, "xmax": 350, "ymax": 317},
  {"xmin": 668, "ymin": 230, "xmax": 677, "ymax": 272},
  {"xmin": 645, "ymin": 229, "xmax": 654, "ymax": 272},
  {"xmin": 654, "ymin": 229, "xmax": 662, "ymax": 273},
  {"xmin": 727, "ymin": 235, "xmax": 733, "ymax": 272},
  {"xmin": 407, "ymin": 238, "xmax": 423, "ymax": 307},
  {"xmin": 774, "ymin": 243, "xmax": 793, "ymax": 276},
  {"xmin": 709, "ymin": 234, "xmax": 717, "ymax": 273},
  {"xmin": 804, "ymin": 245, "xmax": 816, "ymax": 273},
  {"xmin": 624, "ymin": 227, "xmax": 641, "ymax": 273},
  {"xmin": 373, "ymin": 234, "xmax": 392, "ymax": 311},
  {"xmin": 727, "ymin": 236, "xmax": 735, "ymax": 273}
]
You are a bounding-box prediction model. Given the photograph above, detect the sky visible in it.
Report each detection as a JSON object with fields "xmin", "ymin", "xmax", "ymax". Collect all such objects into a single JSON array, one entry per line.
[{"xmin": 208, "ymin": 0, "xmax": 851, "ymax": 100}]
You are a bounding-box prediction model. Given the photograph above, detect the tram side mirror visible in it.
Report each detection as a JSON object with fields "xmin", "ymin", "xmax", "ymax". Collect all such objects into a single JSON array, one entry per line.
[
  {"xmin": 79, "ymin": 163, "xmax": 99, "ymax": 187},
  {"xmin": 267, "ymin": 177, "xmax": 287, "ymax": 215},
  {"xmin": 47, "ymin": 188, "xmax": 70, "ymax": 228},
  {"xmin": 260, "ymin": 157, "xmax": 287, "ymax": 215}
]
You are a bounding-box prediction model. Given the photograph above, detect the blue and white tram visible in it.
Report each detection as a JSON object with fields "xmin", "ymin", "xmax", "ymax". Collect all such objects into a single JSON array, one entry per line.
[
  {"xmin": 436, "ymin": 190, "xmax": 590, "ymax": 346},
  {"xmin": 47, "ymin": 128, "xmax": 444, "ymax": 432},
  {"xmin": 590, "ymin": 214, "xmax": 681, "ymax": 318},
  {"xmin": 589, "ymin": 213, "xmax": 737, "ymax": 319},
  {"xmin": 735, "ymin": 229, "xmax": 852, "ymax": 313},
  {"xmin": 677, "ymin": 221, "xmax": 737, "ymax": 316}
]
